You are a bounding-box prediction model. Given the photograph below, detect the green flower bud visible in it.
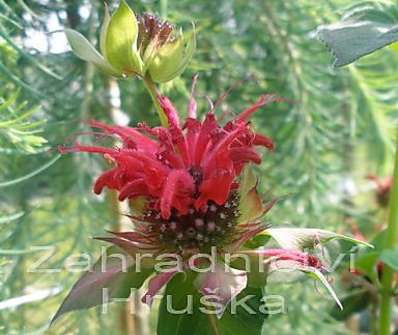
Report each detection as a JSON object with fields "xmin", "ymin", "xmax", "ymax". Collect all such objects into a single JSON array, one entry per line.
[
  {"xmin": 64, "ymin": 1, "xmax": 195, "ymax": 82},
  {"xmin": 64, "ymin": 0, "xmax": 143, "ymax": 77},
  {"xmin": 148, "ymin": 26, "xmax": 196, "ymax": 83}
]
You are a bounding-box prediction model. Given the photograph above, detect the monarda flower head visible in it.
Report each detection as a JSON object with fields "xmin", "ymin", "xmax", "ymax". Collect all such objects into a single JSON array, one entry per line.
[
  {"xmin": 60, "ymin": 91, "xmax": 275, "ymax": 256},
  {"xmin": 54, "ymin": 86, "xmax": 371, "ymax": 323}
]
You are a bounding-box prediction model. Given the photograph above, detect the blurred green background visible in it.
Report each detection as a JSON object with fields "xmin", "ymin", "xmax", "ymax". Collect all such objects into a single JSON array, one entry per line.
[{"xmin": 1, "ymin": 0, "xmax": 397, "ymax": 334}]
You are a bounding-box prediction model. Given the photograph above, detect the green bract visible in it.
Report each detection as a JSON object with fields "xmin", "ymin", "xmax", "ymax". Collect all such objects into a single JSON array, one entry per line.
[
  {"xmin": 64, "ymin": 0, "xmax": 195, "ymax": 82},
  {"xmin": 103, "ymin": 0, "xmax": 143, "ymax": 74},
  {"xmin": 148, "ymin": 26, "xmax": 196, "ymax": 83}
]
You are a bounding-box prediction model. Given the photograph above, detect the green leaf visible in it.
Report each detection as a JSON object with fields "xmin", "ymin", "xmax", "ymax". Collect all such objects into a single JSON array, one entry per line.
[
  {"xmin": 316, "ymin": 4, "xmax": 398, "ymax": 66},
  {"xmin": 243, "ymin": 234, "xmax": 270, "ymax": 250},
  {"xmin": 380, "ymin": 246, "xmax": 398, "ymax": 271},
  {"xmin": 330, "ymin": 290, "xmax": 371, "ymax": 321},
  {"xmin": 157, "ymin": 272, "xmax": 266, "ymax": 335},
  {"xmin": 104, "ymin": 0, "xmax": 143, "ymax": 74},
  {"xmin": 355, "ymin": 252, "xmax": 380, "ymax": 279},
  {"xmin": 217, "ymin": 287, "xmax": 266, "ymax": 335},
  {"xmin": 64, "ymin": 29, "xmax": 121, "ymax": 77},
  {"xmin": 157, "ymin": 272, "xmax": 209, "ymax": 335},
  {"xmin": 52, "ymin": 246, "xmax": 153, "ymax": 323}
]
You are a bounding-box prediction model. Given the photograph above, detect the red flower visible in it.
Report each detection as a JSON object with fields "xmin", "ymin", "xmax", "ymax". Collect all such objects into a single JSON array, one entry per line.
[
  {"xmin": 60, "ymin": 94, "xmax": 274, "ymax": 220},
  {"xmin": 54, "ymin": 90, "xmax": 365, "ymax": 321}
]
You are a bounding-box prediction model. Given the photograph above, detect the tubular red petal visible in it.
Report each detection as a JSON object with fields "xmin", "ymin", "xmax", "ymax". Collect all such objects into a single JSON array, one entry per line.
[
  {"xmin": 59, "ymin": 143, "xmax": 117, "ymax": 156},
  {"xmin": 93, "ymin": 169, "xmax": 119, "ymax": 194},
  {"xmin": 229, "ymin": 147, "xmax": 261, "ymax": 164},
  {"xmin": 253, "ymin": 134, "xmax": 274, "ymax": 150},
  {"xmin": 88, "ymin": 120, "xmax": 158, "ymax": 152},
  {"xmin": 203, "ymin": 127, "xmax": 244, "ymax": 169},
  {"xmin": 188, "ymin": 74, "xmax": 199, "ymax": 119},
  {"xmin": 236, "ymin": 94, "xmax": 275, "ymax": 122},
  {"xmin": 118, "ymin": 179, "xmax": 147, "ymax": 201},
  {"xmin": 253, "ymin": 248, "xmax": 323, "ymax": 269},
  {"xmin": 160, "ymin": 170, "xmax": 195, "ymax": 219},
  {"xmin": 195, "ymin": 170, "xmax": 234, "ymax": 209},
  {"xmin": 158, "ymin": 97, "xmax": 190, "ymax": 166},
  {"xmin": 158, "ymin": 95, "xmax": 181, "ymax": 129},
  {"xmin": 193, "ymin": 113, "xmax": 218, "ymax": 166}
]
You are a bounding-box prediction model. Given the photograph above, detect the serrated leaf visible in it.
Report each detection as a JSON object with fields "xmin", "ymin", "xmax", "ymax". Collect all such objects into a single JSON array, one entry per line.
[
  {"xmin": 64, "ymin": 29, "xmax": 121, "ymax": 77},
  {"xmin": 105, "ymin": 0, "xmax": 143, "ymax": 74},
  {"xmin": 316, "ymin": 4, "xmax": 398, "ymax": 67}
]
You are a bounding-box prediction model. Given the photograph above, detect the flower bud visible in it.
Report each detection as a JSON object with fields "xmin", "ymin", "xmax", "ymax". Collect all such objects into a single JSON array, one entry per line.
[
  {"xmin": 64, "ymin": 0, "xmax": 143, "ymax": 77},
  {"xmin": 136, "ymin": 13, "xmax": 196, "ymax": 82},
  {"xmin": 65, "ymin": 1, "xmax": 195, "ymax": 82},
  {"xmin": 148, "ymin": 27, "xmax": 196, "ymax": 83}
]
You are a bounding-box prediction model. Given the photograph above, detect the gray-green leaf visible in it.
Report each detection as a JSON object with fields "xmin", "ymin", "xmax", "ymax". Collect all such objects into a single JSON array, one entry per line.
[{"xmin": 316, "ymin": 4, "xmax": 398, "ymax": 67}]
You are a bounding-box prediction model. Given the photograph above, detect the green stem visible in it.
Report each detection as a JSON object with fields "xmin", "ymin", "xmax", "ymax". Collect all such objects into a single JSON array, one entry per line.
[
  {"xmin": 142, "ymin": 76, "xmax": 168, "ymax": 127},
  {"xmin": 160, "ymin": 0, "xmax": 168, "ymax": 19},
  {"xmin": 208, "ymin": 314, "xmax": 220, "ymax": 335},
  {"xmin": 379, "ymin": 132, "xmax": 398, "ymax": 335}
]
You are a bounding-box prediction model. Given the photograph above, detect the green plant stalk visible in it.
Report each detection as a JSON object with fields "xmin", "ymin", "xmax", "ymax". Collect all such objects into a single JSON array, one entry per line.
[
  {"xmin": 379, "ymin": 132, "xmax": 398, "ymax": 335},
  {"xmin": 142, "ymin": 76, "xmax": 168, "ymax": 127},
  {"xmin": 160, "ymin": 0, "xmax": 168, "ymax": 19}
]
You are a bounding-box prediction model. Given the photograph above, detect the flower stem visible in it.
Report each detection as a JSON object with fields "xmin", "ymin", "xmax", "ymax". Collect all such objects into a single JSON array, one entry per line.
[
  {"xmin": 142, "ymin": 76, "xmax": 168, "ymax": 127},
  {"xmin": 208, "ymin": 314, "xmax": 220, "ymax": 335},
  {"xmin": 379, "ymin": 132, "xmax": 398, "ymax": 335},
  {"xmin": 160, "ymin": 0, "xmax": 168, "ymax": 19}
]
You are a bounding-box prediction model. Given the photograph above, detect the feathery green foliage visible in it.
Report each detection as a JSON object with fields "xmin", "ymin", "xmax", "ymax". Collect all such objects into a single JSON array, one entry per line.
[{"xmin": 1, "ymin": 1, "xmax": 398, "ymax": 334}]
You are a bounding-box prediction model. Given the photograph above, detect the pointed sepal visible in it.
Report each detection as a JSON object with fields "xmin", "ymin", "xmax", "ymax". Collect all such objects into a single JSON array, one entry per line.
[
  {"xmin": 64, "ymin": 29, "xmax": 122, "ymax": 77},
  {"xmin": 265, "ymin": 227, "xmax": 373, "ymax": 251}
]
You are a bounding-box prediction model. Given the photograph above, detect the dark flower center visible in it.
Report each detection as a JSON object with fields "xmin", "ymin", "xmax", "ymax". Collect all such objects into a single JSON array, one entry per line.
[{"xmin": 139, "ymin": 193, "xmax": 240, "ymax": 254}]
